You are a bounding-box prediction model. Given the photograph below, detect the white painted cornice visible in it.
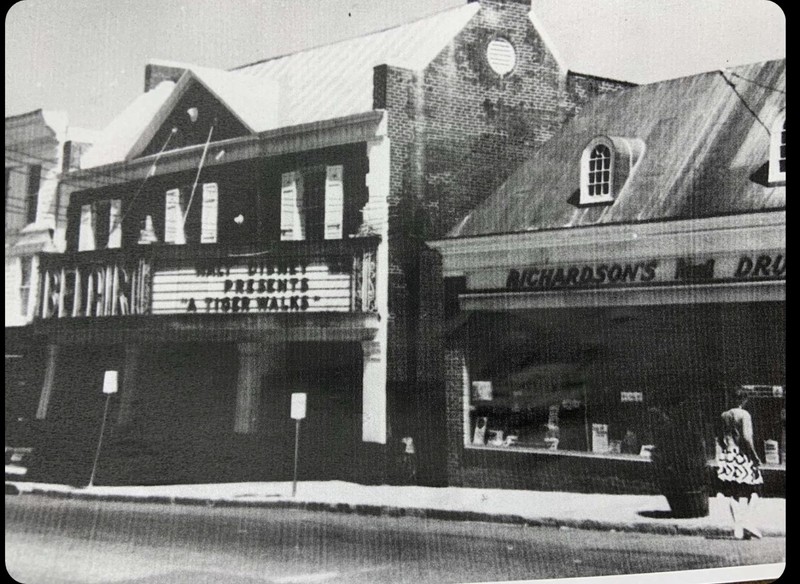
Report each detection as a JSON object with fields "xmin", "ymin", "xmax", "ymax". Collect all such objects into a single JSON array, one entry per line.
[
  {"xmin": 68, "ymin": 110, "xmax": 387, "ymax": 189},
  {"xmin": 430, "ymin": 210, "xmax": 786, "ymax": 276}
]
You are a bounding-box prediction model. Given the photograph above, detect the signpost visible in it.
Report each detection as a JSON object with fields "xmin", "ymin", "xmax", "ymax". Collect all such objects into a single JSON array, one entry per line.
[
  {"xmin": 88, "ymin": 371, "xmax": 118, "ymax": 487},
  {"xmin": 290, "ymin": 393, "xmax": 307, "ymax": 497}
]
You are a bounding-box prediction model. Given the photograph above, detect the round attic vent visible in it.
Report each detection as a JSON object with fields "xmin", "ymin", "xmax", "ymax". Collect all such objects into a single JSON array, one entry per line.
[{"xmin": 486, "ymin": 38, "xmax": 516, "ymax": 76}]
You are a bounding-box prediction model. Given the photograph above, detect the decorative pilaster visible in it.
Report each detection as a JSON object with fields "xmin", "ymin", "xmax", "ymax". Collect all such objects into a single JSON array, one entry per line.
[
  {"xmin": 234, "ymin": 342, "xmax": 263, "ymax": 434},
  {"xmin": 35, "ymin": 344, "xmax": 59, "ymax": 419},
  {"xmin": 361, "ymin": 339, "xmax": 387, "ymax": 444},
  {"xmin": 116, "ymin": 344, "xmax": 142, "ymax": 426},
  {"xmin": 234, "ymin": 342, "xmax": 283, "ymax": 434}
]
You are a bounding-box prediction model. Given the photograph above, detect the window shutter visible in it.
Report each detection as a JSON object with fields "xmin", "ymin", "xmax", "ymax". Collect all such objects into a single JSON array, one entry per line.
[
  {"xmin": 164, "ymin": 188, "xmax": 184, "ymax": 244},
  {"xmin": 78, "ymin": 204, "xmax": 96, "ymax": 251},
  {"xmin": 280, "ymin": 171, "xmax": 305, "ymax": 241},
  {"xmin": 324, "ymin": 165, "xmax": 344, "ymax": 240},
  {"xmin": 26, "ymin": 165, "xmax": 41, "ymax": 224},
  {"xmin": 107, "ymin": 199, "xmax": 122, "ymax": 249},
  {"xmin": 201, "ymin": 183, "xmax": 218, "ymax": 243}
]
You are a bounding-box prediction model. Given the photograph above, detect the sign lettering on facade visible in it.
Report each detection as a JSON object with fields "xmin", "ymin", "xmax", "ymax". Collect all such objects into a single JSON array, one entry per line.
[
  {"xmin": 150, "ymin": 260, "xmax": 352, "ymax": 314},
  {"xmin": 620, "ymin": 391, "xmax": 644, "ymax": 402},
  {"xmin": 468, "ymin": 251, "xmax": 786, "ymax": 293}
]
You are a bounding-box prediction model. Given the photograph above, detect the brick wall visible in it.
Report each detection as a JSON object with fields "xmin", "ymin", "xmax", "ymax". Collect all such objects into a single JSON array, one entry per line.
[{"xmin": 377, "ymin": 0, "xmax": 631, "ymax": 482}]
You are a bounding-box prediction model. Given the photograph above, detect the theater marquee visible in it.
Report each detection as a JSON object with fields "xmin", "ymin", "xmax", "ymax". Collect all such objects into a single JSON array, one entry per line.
[{"xmin": 151, "ymin": 260, "xmax": 352, "ymax": 314}]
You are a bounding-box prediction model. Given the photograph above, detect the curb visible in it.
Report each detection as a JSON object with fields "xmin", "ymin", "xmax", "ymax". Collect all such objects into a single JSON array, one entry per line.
[{"xmin": 9, "ymin": 484, "xmax": 782, "ymax": 539}]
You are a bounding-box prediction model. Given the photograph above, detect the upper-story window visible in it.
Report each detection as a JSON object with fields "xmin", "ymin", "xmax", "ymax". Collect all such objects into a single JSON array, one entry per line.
[
  {"xmin": 25, "ymin": 164, "xmax": 41, "ymax": 224},
  {"xmin": 281, "ymin": 165, "xmax": 344, "ymax": 241},
  {"xmin": 578, "ymin": 136, "xmax": 644, "ymax": 206},
  {"xmin": 768, "ymin": 111, "xmax": 786, "ymax": 184},
  {"xmin": 78, "ymin": 199, "xmax": 122, "ymax": 251},
  {"xmin": 68, "ymin": 145, "xmax": 367, "ymax": 252},
  {"xmin": 162, "ymin": 182, "xmax": 218, "ymax": 245},
  {"xmin": 580, "ymin": 139, "xmax": 616, "ymax": 205},
  {"xmin": 587, "ymin": 144, "xmax": 612, "ymax": 196}
]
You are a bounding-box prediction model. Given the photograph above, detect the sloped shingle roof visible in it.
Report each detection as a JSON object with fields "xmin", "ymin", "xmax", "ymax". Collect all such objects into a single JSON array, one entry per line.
[
  {"xmin": 81, "ymin": 3, "xmax": 480, "ymax": 169},
  {"xmin": 231, "ymin": 2, "xmax": 480, "ymax": 127},
  {"xmin": 449, "ymin": 59, "xmax": 786, "ymax": 238}
]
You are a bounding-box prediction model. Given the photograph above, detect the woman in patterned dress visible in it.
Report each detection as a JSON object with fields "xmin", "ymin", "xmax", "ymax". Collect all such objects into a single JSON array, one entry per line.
[{"xmin": 716, "ymin": 388, "xmax": 764, "ymax": 539}]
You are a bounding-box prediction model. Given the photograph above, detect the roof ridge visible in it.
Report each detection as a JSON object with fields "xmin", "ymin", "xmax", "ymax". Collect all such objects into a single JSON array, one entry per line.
[{"xmin": 230, "ymin": 2, "xmax": 473, "ymax": 72}]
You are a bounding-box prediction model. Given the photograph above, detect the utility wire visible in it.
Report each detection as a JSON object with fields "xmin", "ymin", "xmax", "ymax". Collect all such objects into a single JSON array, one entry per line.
[
  {"xmin": 108, "ymin": 127, "xmax": 178, "ymax": 234},
  {"xmin": 728, "ymin": 71, "xmax": 785, "ymax": 94},
  {"xmin": 181, "ymin": 123, "xmax": 215, "ymax": 225},
  {"xmin": 4, "ymin": 147, "xmax": 121, "ymax": 186},
  {"xmin": 719, "ymin": 71, "xmax": 771, "ymax": 134}
]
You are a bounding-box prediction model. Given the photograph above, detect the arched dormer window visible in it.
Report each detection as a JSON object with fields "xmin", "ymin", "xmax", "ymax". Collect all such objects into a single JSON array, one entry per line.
[
  {"xmin": 768, "ymin": 111, "xmax": 785, "ymax": 184},
  {"xmin": 579, "ymin": 136, "xmax": 645, "ymax": 206},
  {"xmin": 587, "ymin": 143, "xmax": 613, "ymax": 197}
]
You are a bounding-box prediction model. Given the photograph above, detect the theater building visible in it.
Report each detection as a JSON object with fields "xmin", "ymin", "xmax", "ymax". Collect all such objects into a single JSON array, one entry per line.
[
  {"xmin": 429, "ymin": 59, "xmax": 785, "ymax": 494},
  {"xmin": 28, "ymin": 0, "xmax": 634, "ymax": 485}
]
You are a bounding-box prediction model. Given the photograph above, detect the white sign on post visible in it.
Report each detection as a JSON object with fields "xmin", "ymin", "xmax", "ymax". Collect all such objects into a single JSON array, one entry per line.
[
  {"xmin": 291, "ymin": 392, "xmax": 307, "ymax": 420},
  {"xmin": 102, "ymin": 370, "xmax": 118, "ymax": 394}
]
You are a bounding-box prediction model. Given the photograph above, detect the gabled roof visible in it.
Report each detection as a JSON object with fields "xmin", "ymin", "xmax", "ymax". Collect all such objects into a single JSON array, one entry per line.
[
  {"xmin": 81, "ymin": 81, "xmax": 176, "ymax": 169},
  {"xmin": 81, "ymin": 3, "xmax": 480, "ymax": 170},
  {"xmin": 82, "ymin": 65, "xmax": 282, "ymax": 169},
  {"xmin": 231, "ymin": 2, "xmax": 481, "ymax": 127},
  {"xmin": 449, "ymin": 59, "xmax": 786, "ymax": 238},
  {"xmin": 5, "ymin": 109, "xmax": 68, "ymax": 143}
]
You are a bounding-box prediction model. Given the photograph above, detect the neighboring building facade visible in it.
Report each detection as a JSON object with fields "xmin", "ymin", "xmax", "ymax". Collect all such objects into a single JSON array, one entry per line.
[
  {"xmin": 429, "ymin": 59, "xmax": 785, "ymax": 495},
  {"xmin": 5, "ymin": 110, "xmax": 95, "ymax": 441},
  {"xmin": 26, "ymin": 0, "xmax": 635, "ymax": 486}
]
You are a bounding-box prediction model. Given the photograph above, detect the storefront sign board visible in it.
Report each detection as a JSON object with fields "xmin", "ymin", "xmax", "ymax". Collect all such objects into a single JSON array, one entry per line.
[{"xmin": 467, "ymin": 250, "xmax": 786, "ymax": 293}]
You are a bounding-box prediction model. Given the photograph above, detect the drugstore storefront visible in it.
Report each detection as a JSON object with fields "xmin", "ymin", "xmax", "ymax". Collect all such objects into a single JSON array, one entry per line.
[{"xmin": 431, "ymin": 212, "xmax": 785, "ymax": 495}]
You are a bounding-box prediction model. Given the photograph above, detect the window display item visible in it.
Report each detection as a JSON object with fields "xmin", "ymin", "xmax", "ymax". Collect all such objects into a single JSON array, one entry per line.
[
  {"xmin": 592, "ymin": 423, "xmax": 609, "ymax": 453},
  {"xmin": 472, "ymin": 416, "xmax": 488, "ymax": 445},
  {"xmin": 764, "ymin": 440, "xmax": 780, "ymax": 465},
  {"xmin": 488, "ymin": 430, "xmax": 504, "ymax": 446},
  {"xmin": 471, "ymin": 381, "xmax": 493, "ymax": 401}
]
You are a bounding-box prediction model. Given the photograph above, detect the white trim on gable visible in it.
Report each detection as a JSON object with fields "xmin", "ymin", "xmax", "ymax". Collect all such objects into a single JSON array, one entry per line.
[
  {"xmin": 125, "ymin": 70, "xmax": 258, "ymax": 162},
  {"xmin": 526, "ymin": 6, "xmax": 568, "ymax": 75}
]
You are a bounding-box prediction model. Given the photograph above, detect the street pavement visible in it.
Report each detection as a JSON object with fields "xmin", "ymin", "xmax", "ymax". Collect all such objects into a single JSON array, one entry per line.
[
  {"xmin": 5, "ymin": 494, "xmax": 786, "ymax": 584},
  {"xmin": 5, "ymin": 479, "xmax": 786, "ymax": 539}
]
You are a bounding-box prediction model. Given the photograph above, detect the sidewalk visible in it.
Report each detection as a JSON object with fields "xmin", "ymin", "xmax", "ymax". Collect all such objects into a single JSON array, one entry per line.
[{"xmin": 6, "ymin": 480, "xmax": 786, "ymax": 538}]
